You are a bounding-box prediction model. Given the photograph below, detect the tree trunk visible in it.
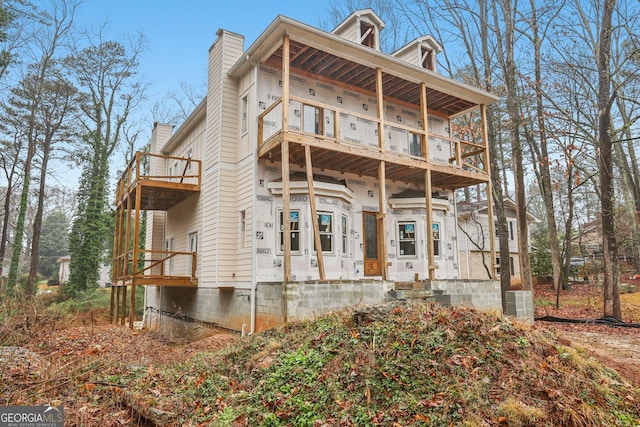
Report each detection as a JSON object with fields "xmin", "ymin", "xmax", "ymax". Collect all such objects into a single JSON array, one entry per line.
[
  {"xmin": 597, "ymin": 0, "xmax": 620, "ymax": 318},
  {"xmin": 27, "ymin": 138, "xmax": 53, "ymax": 291}
]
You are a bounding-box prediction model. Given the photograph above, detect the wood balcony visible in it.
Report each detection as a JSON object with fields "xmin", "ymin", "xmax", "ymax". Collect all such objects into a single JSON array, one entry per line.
[
  {"xmin": 111, "ymin": 152, "xmax": 201, "ymax": 326},
  {"xmin": 258, "ymin": 96, "xmax": 489, "ymax": 190}
]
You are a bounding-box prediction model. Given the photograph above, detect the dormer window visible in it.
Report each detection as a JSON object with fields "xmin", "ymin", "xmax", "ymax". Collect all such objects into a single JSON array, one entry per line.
[
  {"xmin": 360, "ymin": 21, "xmax": 376, "ymax": 48},
  {"xmin": 421, "ymin": 46, "xmax": 435, "ymax": 71}
]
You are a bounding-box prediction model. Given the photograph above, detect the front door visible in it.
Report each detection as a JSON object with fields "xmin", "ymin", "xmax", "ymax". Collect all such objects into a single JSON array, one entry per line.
[{"xmin": 362, "ymin": 211, "xmax": 381, "ymax": 276}]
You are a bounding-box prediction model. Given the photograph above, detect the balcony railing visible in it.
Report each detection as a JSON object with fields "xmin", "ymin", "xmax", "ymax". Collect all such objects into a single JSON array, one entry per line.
[
  {"xmin": 258, "ymin": 96, "xmax": 487, "ymax": 175},
  {"xmin": 112, "ymin": 249, "xmax": 197, "ymax": 287},
  {"xmin": 116, "ymin": 152, "xmax": 202, "ymax": 204}
]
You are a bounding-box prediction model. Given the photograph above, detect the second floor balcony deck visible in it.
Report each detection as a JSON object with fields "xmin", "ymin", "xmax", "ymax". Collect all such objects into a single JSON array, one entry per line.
[
  {"xmin": 258, "ymin": 95, "xmax": 489, "ymax": 190},
  {"xmin": 115, "ymin": 151, "xmax": 202, "ymax": 211}
]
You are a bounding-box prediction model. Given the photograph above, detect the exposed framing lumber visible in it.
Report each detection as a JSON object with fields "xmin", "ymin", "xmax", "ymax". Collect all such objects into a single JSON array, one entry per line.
[
  {"xmin": 480, "ymin": 104, "xmax": 497, "ymax": 279},
  {"xmin": 378, "ymin": 161, "xmax": 388, "ymax": 280},
  {"xmin": 121, "ymin": 285, "xmax": 127, "ymax": 326},
  {"xmin": 304, "ymin": 145, "xmax": 326, "ymax": 279},
  {"xmin": 425, "ymin": 170, "xmax": 435, "ymax": 280},
  {"xmin": 282, "ymin": 34, "xmax": 292, "ymax": 282}
]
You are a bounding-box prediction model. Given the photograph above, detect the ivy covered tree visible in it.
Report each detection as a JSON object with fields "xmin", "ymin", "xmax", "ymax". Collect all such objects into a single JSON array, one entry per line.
[{"xmin": 65, "ymin": 31, "xmax": 146, "ymax": 295}]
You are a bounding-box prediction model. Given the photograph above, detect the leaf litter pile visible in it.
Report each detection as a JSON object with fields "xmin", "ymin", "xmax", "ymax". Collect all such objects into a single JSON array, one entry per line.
[{"xmin": 2, "ymin": 301, "xmax": 640, "ymax": 426}]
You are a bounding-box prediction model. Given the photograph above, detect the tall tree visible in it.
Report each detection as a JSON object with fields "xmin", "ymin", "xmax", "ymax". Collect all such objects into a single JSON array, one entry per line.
[
  {"xmin": 518, "ymin": 0, "xmax": 566, "ymax": 293},
  {"xmin": 596, "ymin": 0, "xmax": 620, "ymax": 318},
  {"xmin": 65, "ymin": 29, "xmax": 146, "ymax": 295},
  {"xmin": 4, "ymin": 0, "xmax": 75, "ymax": 295},
  {"xmin": 26, "ymin": 68, "xmax": 78, "ymax": 292}
]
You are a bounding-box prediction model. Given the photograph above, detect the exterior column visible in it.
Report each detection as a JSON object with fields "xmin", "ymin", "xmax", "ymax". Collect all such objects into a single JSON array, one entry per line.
[
  {"xmin": 481, "ymin": 104, "xmax": 497, "ymax": 279},
  {"xmin": 281, "ymin": 35, "xmax": 292, "ymax": 282},
  {"xmin": 375, "ymin": 68, "xmax": 388, "ymax": 280},
  {"xmin": 425, "ymin": 171, "xmax": 435, "ymax": 280}
]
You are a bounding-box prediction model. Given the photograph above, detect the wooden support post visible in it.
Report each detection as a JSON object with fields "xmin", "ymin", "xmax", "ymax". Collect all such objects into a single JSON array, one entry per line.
[
  {"xmin": 130, "ymin": 176, "xmax": 142, "ymax": 328},
  {"xmin": 425, "ymin": 170, "xmax": 435, "ymax": 280},
  {"xmin": 129, "ymin": 284, "xmax": 136, "ymax": 329},
  {"xmin": 281, "ymin": 34, "xmax": 292, "ymax": 282},
  {"xmin": 480, "ymin": 104, "xmax": 497, "ymax": 279},
  {"xmin": 376, "ymin": 68, "xmax": 385, "ymax": 152},
  {"xmin": 420, "ymin": 82, "xmax": 429, "ymax": 160},
  {"xmin": 378, "ymin": 161, "xmax": 388, "ymax": 280},
  {"xmin": 121, "ymin": 285, "xmax": 127, "ymax": 326},
  {"xmin": 115, "ymin": 286, "xmax": 121, "ymax": 325},
  {"xmin": 109, "ymin": 285, "xmax": 116, "ymax": 322},
  {"xmin": 123, "ymin": 194, "xmax": 132, "ymax": 278},
  {"xmin": 282, "ymin": 141, "xmax": 291, "ymax": 282},
  {"xmin": 305, "ymin": 145, "xmax": 325, "ymax": 280}
]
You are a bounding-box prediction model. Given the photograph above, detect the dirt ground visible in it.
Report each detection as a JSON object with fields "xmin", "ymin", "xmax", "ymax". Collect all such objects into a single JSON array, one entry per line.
[
  {"xmin": 2, "ymin": 281, "xmax": 640, "ymax": 424},
  {"xmin": 532, "ymin": 277, "xmax": 640, "ymax": 387}
]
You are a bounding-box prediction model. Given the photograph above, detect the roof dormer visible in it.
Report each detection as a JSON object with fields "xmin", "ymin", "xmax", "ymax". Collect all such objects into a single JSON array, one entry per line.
[
  {"xmin": 392, "ymin": 35, "xmax": 443, "ymax": 72},
  {"xmin": 331, "ymin": 9, "xmax": 385, "ymax": 51}
]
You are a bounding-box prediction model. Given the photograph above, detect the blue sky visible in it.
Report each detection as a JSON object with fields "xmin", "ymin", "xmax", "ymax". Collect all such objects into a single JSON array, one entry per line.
[{"xmin": 78, "ymin": 0, "xmax": 336, "ymax": 101}]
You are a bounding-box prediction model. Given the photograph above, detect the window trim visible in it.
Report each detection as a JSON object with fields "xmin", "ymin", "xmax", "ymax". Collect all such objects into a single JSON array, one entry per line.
[
  {"xmin": 315, "ymin": 211, "xmax": 334, "ymax": 254},
  {"xmin": 278, "ymin": 209, "xmax": 301, "ymax": 255},
  {"xmin": 341, "ymin": 214, "xmax": 348, "ymax": 255},
  {"xmin": 432, "ymin": 222, "xmax": 442, "ymax": 258},
  {"xmin": 187, "ymin": 231, "xmax": 198, "ymax": 275},
  {"xmin": 397, "ymin": 220, "xmax": 417, "ymax": 258},
  {"xmin": 241, "ymin": 94, "xmax": 248, "ymax": 134}
]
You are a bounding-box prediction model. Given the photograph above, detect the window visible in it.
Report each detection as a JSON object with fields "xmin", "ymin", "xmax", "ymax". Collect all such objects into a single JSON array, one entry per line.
[
  {"xmin": 341, "ymin": 215, "xmax": 348, "ymax": 255},
  {"xmin": 165, "ymin": 238, "xmax": 174, "ymax": 275},
  {"xmin": 409, "ymin": 133, "xmax": 422, "ymax": 157},
  {"xmin": 240, "ymin": 210, "xmax": 246, "ymax": 249},
  {"xmin": 509, "ymin": 221, "xmax": 514, "ymax": 240},
  {"xmin": 432, "ymin": 223, "xmax": 441, "ymax": 257},
  {"xmin": 421, "ymin": 46, "xmax": 435, "ymax": 71},
  {"xmin": 316, "ymin": 212, "xmax": 333, "ymax": 252},
  {"xmin": 303, "ymin": 104, "xmax": 321, "ymax": 135},
  {"xmin": 494, "ymin": 220, "xmax": 499, "ymax": 238},
  {"xmin": 187, "ymin": 232, "xmax": 198, "ymax": 275},
  {"xmin": 360, "ymin": 21, "xmax": 375, "ymax": 48},
  {"xmin": 496, "ymin": 257, "xmax": 514, "ymax": 276},
  {"xmin": 279, "ymin": 210, "xmax": 300, "ymax": 253},
  {"xmin": 398, "ymin": 221, "xmax": 416, "ymax": 256},
  {"xmin": 241, "ymin": 94, "xmax": 248, "ymax": 133}
]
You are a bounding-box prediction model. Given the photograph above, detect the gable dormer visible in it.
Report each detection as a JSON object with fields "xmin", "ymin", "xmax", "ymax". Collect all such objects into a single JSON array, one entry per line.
[
  {"xmin": 392, "ymin": 35, "xmax": 442, "ymax": 72},
  {"xmin": 331, "ymin": 9, "xmax": 385, "ymax": 51}
]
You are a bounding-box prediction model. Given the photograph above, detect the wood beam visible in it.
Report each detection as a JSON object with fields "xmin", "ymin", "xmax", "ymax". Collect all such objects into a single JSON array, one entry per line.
[
  {"xmin": 305, "ymin": 145, "xmax": 326, "ymax": 280},
  {"xmin": 378, "ymin": 161, "xmax": 388, "ymax": 280},
  {"xmin": 115, "ymin": 285, "xmax": 121, "ymax": 325},
  {"xmin": 481, "ymin": 104, "xmax": 497, "ymax": 279},
  {"xmin": 282, "ymin": 35, "xmax": 292, "ymax": 282},
  {"xmin": 121, "ymin": 285, "xmax": 127, "ymax": 326},
  {"xmin": 425, "ymin": 170, "xmax": 435, "ymax": 280}
]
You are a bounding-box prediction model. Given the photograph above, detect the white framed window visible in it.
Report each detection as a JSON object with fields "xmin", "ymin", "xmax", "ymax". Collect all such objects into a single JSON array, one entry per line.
[
  {"xmin": 241, "ymin": 94, "xmax": 248, "ymax": 134},
  {"xmin": 187, "ymin": 232, "xmax": 198, "ymax": 275},
  {"xmin": 341, "ymin": 215, "xmax": 348, "ymax": 255},
  {"xmin": 432, "ymin": 223, "xmax": 441, "ymax": 258},
  {"xmin": 316, "ymin": 212, "xmax": 333, "ymax": 253},
  {"xmin": 278, "ymin": 210, "xmax": 300, "ymax": 253},
  {"xmin": 509, "ymin": 221, "xmax": 514, "ymax": 240},
  {"xmin": 165, "ymin": 237, "xmax": 175, "ymax": 275},
  {"xmin": 398, "ymin": 221, "xmax": 416, "ymax": 257},
  {"xmin": 240, "ymin": 210, "xmax": 246, "ymax": 249}
]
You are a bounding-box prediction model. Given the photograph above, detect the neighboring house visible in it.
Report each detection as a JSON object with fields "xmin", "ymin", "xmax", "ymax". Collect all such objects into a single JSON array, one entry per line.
[
  {"xmin": 457, "ymin": 198, "xmax": 537, "ymax": 284},
  {"xmin": 111, "ymin": 10, "xmax": 501, "ymax": 332},
  {"xmin": 58, "ymin": 255, "xmax": 111, "ymax": 288},
  {"xmin": 57, "ymin": 255, "xmax": 70, "ymax": 285}
]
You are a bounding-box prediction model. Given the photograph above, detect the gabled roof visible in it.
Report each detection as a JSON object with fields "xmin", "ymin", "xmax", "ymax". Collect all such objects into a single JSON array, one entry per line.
[
  {"xmin": 331, "ymin": 9, "xmax": 386, "ymax": 34},
  {"xmin": 392, "ymin": 35, "xmax": 443, "ymax": 57},
  {"xmin": 457, "ymin": 198, "xmax": 538, "ymax": 223}
]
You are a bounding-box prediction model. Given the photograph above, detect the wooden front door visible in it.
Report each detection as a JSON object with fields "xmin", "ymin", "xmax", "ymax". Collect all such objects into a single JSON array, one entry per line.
[{"xmin": 363, "ymin": 211, "xmax": 381, "ymax": 276}]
